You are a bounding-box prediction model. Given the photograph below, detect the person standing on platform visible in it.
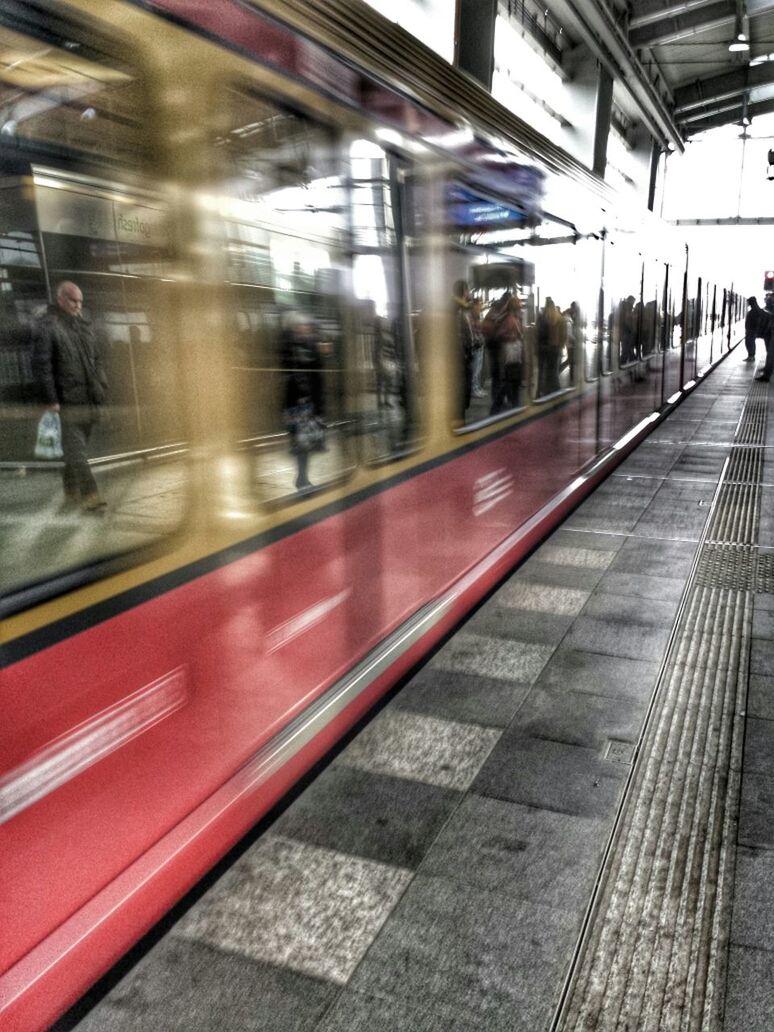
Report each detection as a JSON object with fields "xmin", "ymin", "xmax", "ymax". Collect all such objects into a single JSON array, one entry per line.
[
  {"xmin": 755, "ymin": 307, "xmax": 774, "ymax": 382},
  {"xmin": 32, "ymin": 280, "xmax": 108, "ymax": 512},
  {"xmin": 745, "ymin": 296, "xmax": 766, "ymax": 363}
]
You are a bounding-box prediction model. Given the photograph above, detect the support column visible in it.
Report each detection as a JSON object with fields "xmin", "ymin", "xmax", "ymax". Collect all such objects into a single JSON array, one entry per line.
[
  {"xmin": 648, "ymin": 139, "xmax": 661, "ymax": 211},
  {"xmin": 457, "ymin": 0, "xmax": 497, "ymax": 90},
  {"xmin": 593, "ymin": 66, "xmax": 614, "ymax": 177}
]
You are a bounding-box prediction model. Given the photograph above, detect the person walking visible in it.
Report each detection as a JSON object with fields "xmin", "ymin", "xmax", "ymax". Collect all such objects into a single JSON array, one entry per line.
[{"xmin": 32, "ymin": 280, "xmax": 108, "ymax": 511}]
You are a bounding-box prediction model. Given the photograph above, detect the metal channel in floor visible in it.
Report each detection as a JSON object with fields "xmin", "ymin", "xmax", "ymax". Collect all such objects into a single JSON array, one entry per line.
[{"xmin": 56, "ymin": 355, "xmax": 774, "ymax": 1032}]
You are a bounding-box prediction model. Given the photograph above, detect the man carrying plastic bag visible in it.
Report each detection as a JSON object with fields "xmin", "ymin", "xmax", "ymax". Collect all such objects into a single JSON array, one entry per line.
[{"xmin": 32, "ymin": 281, "xmax": 109, "ymax": 512}]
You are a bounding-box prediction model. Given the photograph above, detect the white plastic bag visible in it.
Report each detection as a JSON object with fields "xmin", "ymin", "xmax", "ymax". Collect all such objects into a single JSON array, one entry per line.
[{"xmin": 34, "ymin": 410, "xmax": 64, "ymax": 460}]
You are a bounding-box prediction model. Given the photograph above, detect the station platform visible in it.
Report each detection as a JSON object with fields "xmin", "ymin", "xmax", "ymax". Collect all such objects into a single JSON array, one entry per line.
[{"xmin": 55, "ymin": 350, "xmax": 774, "ymax": 1032}]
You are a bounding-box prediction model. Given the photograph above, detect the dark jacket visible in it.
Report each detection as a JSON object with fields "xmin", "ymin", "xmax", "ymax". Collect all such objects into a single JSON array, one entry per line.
[{"xmin": 32, "ymin": 304, "xmax": 107, "ymax": 409}]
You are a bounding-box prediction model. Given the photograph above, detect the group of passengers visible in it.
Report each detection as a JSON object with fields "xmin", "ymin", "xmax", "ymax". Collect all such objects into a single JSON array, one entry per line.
[
  {"xmin": 615, "ymin": 295, "xmax": 660, "ymax": 365},
  {"xmin": 454, "ymin": 280, "xmax": 578, "ymax": 418}
]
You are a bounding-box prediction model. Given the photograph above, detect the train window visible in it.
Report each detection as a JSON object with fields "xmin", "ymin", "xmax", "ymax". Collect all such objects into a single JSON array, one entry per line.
[
  {"xmin": 0, "ymin": 20, "xmax": 188, "ymax": 603},
  {"xmin": 213, "ymin": 90, "xmax": 355, "ymax": 498},
  {"xmin": 446, "ymin": 182, "xmax": 535, "ymax": 425},
  {"xmin": 213, "ymin": 90, "xmax": 422, "ymax": 497}
]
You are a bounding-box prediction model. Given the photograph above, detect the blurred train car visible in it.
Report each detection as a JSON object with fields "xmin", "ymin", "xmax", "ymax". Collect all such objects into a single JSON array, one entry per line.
[{"xmin": 0, "ymin": 1, "xmax": 744, "ymax": 1028}]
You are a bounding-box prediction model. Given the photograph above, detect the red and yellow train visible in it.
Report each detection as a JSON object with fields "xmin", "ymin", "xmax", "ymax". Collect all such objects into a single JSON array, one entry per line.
[{"xmin": 0, "ymin": 2, "xmax": 743, "ymax": 1028}]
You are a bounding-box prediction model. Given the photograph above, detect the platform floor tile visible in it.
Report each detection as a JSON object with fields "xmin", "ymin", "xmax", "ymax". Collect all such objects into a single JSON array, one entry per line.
[
  {"xmin": 270, "ymin": 765, "xmax": 460, "ymax": 869},
  {"xmin": 747, "ymin": 674, "xmax": 774, "ymax": 721},
  {"xmin": 730, "ymin": 847, "xmax": 774, "ymax": 952},
  {"xmin": 513, "ymin": 554, "xmax": 612, "ymax": 591},
  {"xmin": 742, "ymin": 718, "xmax": 774, "ymax": 778},
  {"xmin": 71, "ymin": 940, "xmax": 336, "ymax": 1032},
  {"xmin": 668, "ymin": 443, "xmax": 732, "ymax": 480},
  {"xmin": 508, "ymin": 684, "xmax": 644, "ymax": 751},
  {"xmin": 613, "ymin": 441, "xmax": 684, "ymax": 477},
  {"xmin": 750, "ymin": 637, "xmax": 774, "ymax": 677},
  {"xmin": 724, "ymin": 945, "xmax": 774, "ymax": 1032},
  {"xmin": 534, "ymin": 647, "xmax": 660, "ymax": 701},
  {"xmin": 465, "ymin": 604, "xmax": 576, "ymax": 646},
  {"xmin": 337, "ymin": 874, "xmax": 579, "ymax": 1032},
  {"xmin": 392, "ymin": 667, "xmax": 531, "ymax": 727},
  {"xmin": 546, "ymin": 527, "xmax": 628, "ymax": 554},
  {"xmin": 418, "ymin": 794, "xmax": 607, "ymax": 911},
  {"xmin": 430, "ymin": 631, "xmax": 554, "ymax": 684},
  {"xmin": 562, "ymin": 591, "xmax": 677, "ymax": 662},
  {"xmin": 536, "ymin": 542, "xmax": 618, "ymax": 569},
  {"xmin": 737, "ymin": 771, "xmax": 774, "ymax": 849},
  {"xmin": 472, "ymin": 735, "xmax": 626, "ymax": 818},
  {"xmin": 493, "ymin": 581, "xmax": 591, "ymax": 616},
  {"xmin": 175, "ymin": 835, "xmax": 411, "ymax": 985},
  {"xmin": 335, "ymin": 709, "xmax": 501, "ymax": 791}
]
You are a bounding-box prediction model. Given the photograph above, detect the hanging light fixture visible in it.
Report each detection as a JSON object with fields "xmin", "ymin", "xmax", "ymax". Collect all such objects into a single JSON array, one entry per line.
[{"xmin": 729, "ymin": 12, "xmax": 750, "ymax": 51}]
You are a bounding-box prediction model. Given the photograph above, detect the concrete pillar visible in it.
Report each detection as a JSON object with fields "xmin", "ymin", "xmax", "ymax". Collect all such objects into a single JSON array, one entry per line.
[
  {"xmin": 457, "ymin": 0, "xmax": 497, "ymax": 90},
  {"xmin": 593, "ymin": 67, "xmax": 614, "ymax": 177}
]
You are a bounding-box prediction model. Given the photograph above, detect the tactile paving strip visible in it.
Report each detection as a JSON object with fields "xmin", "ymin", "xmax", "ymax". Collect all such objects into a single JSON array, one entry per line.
[{"xmin": 554, "ymin": 375, "xmax": 767, "ymax": 1032}]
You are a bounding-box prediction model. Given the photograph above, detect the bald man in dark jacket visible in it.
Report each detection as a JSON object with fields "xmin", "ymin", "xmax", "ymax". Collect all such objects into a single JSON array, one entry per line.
[{"xmin": 32, "ymin": 281, "xmax": 108, "ymax": 510}]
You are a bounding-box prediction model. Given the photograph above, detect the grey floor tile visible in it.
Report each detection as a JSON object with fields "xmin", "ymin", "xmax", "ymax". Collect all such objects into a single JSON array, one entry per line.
[
  {"xmin": 747, "ymin": 674, "xmax": 774, "ymax": 721},
  {"xmin": 631, "ymin": 481, "xmax": 716, "ymax": 540},
  {"xmin": 562, "ymin": 593, "xmax": 676, "ymax": 663},
  {"xmin": 431, "ymin": 631, "xmax": 554, "ymax": 685},
  {"xmin": 594, "ymin": 569, "xmax": 687, "ymax": 602},
  {"xmin": 730, "ymin": 847, "xmax": 774, "ymax": 952},
  {"xmin": 336, "ymin": 709, "xmax": 501, "ymax": 791},
  {"xmin": 69, "ymin": 940, "xmax": 336, "ymax": 1032},
  {"xmin": 347, "ymin": 874, "xmax": 578, "ymax": 1032},
  {"xmin": 419, "ymin": 794, "xmax": 607, "ymax": 911},
  {"xmin": 752, "ymin": 607, "xmax": 774, "ymax": 640},
  {"xmin": 394, "ymin": 666, "xmax": 531, "ymax": 728},
  {"xmin": 176, "ymin": 836, "xmax": 411, "ymax": 985},
  {"xmin": 743, "ymin": 718, "xmax": 774, "ymax": 777},
  {"xmin": 465, "ymin": 603, "xmax": 575, "ymax": 646},
  {"xmin": 723, "ymin": 945, "xmax": 774, "ymax": 1032},
  {"xmin": 514, "ymin": 556, "xmax": 609, "ymax": 590},
  {"xmin": 507, "ymin": 685, "xmax": 644, "ymax": 751},
  {"xmin": 534, "ymin": 542, "xmax": 618, "ymax": 569},
  {"xmin": 750, "ymin": 638, "xmax": 774, "ymax": 677},
  {"xmin": 609, "ymin": 535, "xmax": 698, "ymax": 578},
  {"xmin": 536, "ymin": 648, "xmax": 660, "ymax": 702},
  {"xmin": 547, "ymin": 528, "xmax": 628, "ymax": 553},
  {"xmin": 472, "ymin": 736, "xmax": 626, "ymax": 818},
  {"xmin": 738, "ymin": 771, "xmax": 774, "ymax": 848},
  {"xmin": 668, "ymin": 445, "xmax": 730, "ymax": 480},
  {"xmin": 317, "ymin": 986, "xmax": 482, "ymax": 1032},
  {"xmin": 493, "ymin": 580, "xmax": 591, "ymax": 615},
  {"xmin": 271, "ymin": 765, "xmax": 460, "ymax": 869},
  {"xmin": 614, "ymin": 442, "xmax": 683, "ymax": 477}
]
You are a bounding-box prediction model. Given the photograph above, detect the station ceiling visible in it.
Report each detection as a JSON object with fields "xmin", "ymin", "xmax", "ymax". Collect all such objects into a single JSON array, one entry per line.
[
  {"xmin": 540, "ymin": 0, "xmax": 774, "ymax": 146},
  {"xmin": 630, "ymin": 0, "xmax": 774, "ymax": 136}
]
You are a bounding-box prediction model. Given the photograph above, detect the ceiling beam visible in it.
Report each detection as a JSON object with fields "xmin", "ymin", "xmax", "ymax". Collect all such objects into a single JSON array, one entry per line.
[
  {"xmin": 629, "ymin": 0, "xmax": 727, "ymax": 30},
  {"xmin": 682, "ymin": 94, "xmax": 774, "ymax": 132},
  {"xmin": 674, "ymin": 61, "xmax": 774, "ymax": 112},
  {"xmin": 629, "ymin": 1, "xmax": 735, "ymax": 48}
]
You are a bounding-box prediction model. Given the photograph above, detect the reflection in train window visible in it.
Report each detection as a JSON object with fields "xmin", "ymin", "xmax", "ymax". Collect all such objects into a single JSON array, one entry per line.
[
  {"xmin": 350, "ymin": 140, "xmax": 421, "ymax": 464},
  {"xmin": 447, "ymin": 177, "xmax": 596, "ymax": 423},
  {"xmin": 0, "ymin": 24, "xmax": 188, "ymax": 601},
  {"xmin": 215, "ymin": 91, "xmax": 421, "ymax": 497}
]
